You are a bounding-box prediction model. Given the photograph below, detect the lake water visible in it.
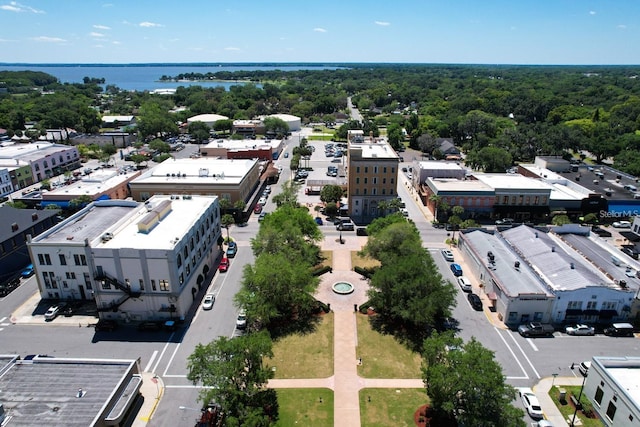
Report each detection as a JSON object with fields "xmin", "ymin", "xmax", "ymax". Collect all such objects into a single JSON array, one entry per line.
[{"xmin": 0, "ymin": 64, "xmax": 336, "ymax": 92}]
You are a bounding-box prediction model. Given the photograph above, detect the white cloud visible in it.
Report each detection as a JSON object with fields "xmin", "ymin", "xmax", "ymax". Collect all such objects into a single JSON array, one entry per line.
[
  {"xmin": 188, "ymin": 47, "xmax": 204, "ymax": 51},
  {"xmin": 90, "ymin": 32, "xmax": 105, "ymax": 38},
  {"xmin": 93, "ymin": 44, "xmax": 104, "ymax": 48},
  {"xmin": 31, "ymin": 36, "xmax": 66, "ymax": 43},
  {"xmin": 313, "ymin": 27, "xmax": 327, "ymax": 33},
  {"xmin": 112, "ymin": 40, "xmax": 121, "ymax": 45},
  {"xmin": 102, "ymin": 3, "xmax": 113, "ymax": 7},
  {"xmin": 589, "ymin": 10, "xmax": 596, "ymax": 15},
  {"xmin": 0, "ymin": 1, "xmax": 44, "ymax": 13},
  {"xmin": 139, "ymin": 21, "xmax": 163, "ymax": 28},
  {"xmin": 374, "ymin": 21, "xmax": 390, "ymax": 26},
  {"xmin": 93, "ymin": 24, "xmax": 111, "ymax": 30},
  {"xmin": 617, "ymin": 24, "xmax": 627, "ymax": 29},
  {"xmin": 224, "ymin": 46, "xmax": 240, "ymax": 51}
]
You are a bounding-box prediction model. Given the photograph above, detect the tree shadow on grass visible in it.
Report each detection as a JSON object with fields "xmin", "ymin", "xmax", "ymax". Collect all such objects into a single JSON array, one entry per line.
[
  {"xmin": 368, "ymin": 313, "xmax": 433, "ymax": 353},
  {"xmin": 266, "ymin": 312, "xmax": 324, "ymax": 341}
]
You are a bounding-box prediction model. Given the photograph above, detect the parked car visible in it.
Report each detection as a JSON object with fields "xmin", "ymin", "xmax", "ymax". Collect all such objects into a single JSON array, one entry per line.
[
  {"xmin": 258, "ymin": 212, "xmax": 267, "ymax": 222},
  {"xmin": 613, "ymin": 220, "xmax": 631, "ymax": 228},
  {"xmin": 621, "ymin": 246, "xmax": 639, "ymax": 259},
  {"xmin": 519, "ymin": 388, "xmax": 544, "ymax": 419},
  {"xmin": 467, "ymin": 293, "xmax": 482, "ymax": 310},
  {"xmin": 495, "ymin": 218, "xmax": 515, "ymax": 225},
  {"xmin": 226, "ymin": 241, "xmax": 237, "ymax": 258},
  {"xmin": 44, "ymin": 305, "xmax": 60, "ymax": 321},
  {"xmin": 457, "ymin": 276, "xmax": 472, "ymax": 292},
  {"xmin": 441, "ymin": 249, "xmax": 454, "ymax": 262},
  {"xmin": 603, "ymin": 322, "xmax": 635, "ymax": 337},
  {"xmin": 314, "ymin": 217, "xmax": 323, "ymax": 225},
  {"xmin": 258, "ymin": 197, "xmax": 267, "ymax": 205},
  {"xmin": 218, "ymin": 257, "xmax": 229, "ymax": 272},
  {"xmin": 236, "ymin": 309, "xmax": 247, "ymax": 329},
  {"xmin": 20, "ymin": 263, "xmax": 34, "ymax": 278},
  {"xmin": 578, "ymin": 361, "xmax": 591, "ymax": 377},
  {"xmin": 254, "ymin": 204, "xmax": 263, "ymax": 214},
  {"xmin": 450, "ymin": 263, "xmax": 463, "ymax": 277},
  {"xmin": 202, "ymin": 294, "xmax": 215, "ymax": 310},
  {"xmin": 283, "ymin": 152, "xmax": 289, "ymax": 158},
  {"xmin": 565, "ymin": 324, "xmax": 595, "ymax": 336}
]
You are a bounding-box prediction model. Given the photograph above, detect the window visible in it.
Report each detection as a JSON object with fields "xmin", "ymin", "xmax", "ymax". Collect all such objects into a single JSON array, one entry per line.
[
  {"xmin": 73, "ymin": 254, "xmax": 87, "ymax": 266},
  {"xmin": 59, "ymin": 254, "xmax": 66, "ymax": 265},
  {"xmin": 586, "ymin": 301, "xmax": 597, "ymax": 310},
  {"xmin": 84, "ymin": 273, "xmax": 92, "ymax": 289},
  {"xmin": 356, "ymin": 166, "xmax": 360, "ymax": 173},
  {"xmin": 374, "ymin": 166, "xmax": 378, "ymax": 173},
  {"xmin": 595, "ymin": 387, "xmax": 604, "ymax": 405},
  {"xmin": 356, "ymin": 177, "xmax": 360, "ymax": 184},
  {"xmin": 602, "ymin": 301, "xmax": 616, "ymax": 310},
  {"xmin": 177, "ymin": 254, "xmax": 182, "ymax": 268},
  {"xmin": 151, "ymin": 280, "xmax": 157, "ymax": 291},
  {"xmin": 568, "ymin": 301, "xmax": 583, "ymax": 309},
  {"xmin": 65, "ymin": 272, "xmax": 76, "ymax": 280},
  {"xmin": 179, "ymin": 273, "xmax": 184, "ymax": 284},
  {"xmin": 101, "ymin": 280, "xmax": 111, "ymax": 290},
  {"xmin": 364, "ymin": 177, "xmax": 368, "ymax": 184},
  {"xmin": 139, "ymin": 279, "xmax": 144, "ymax": 291},
  {"xmin": 63, "ymin": 281, "xmax": 68, "ymax": 288},
  {"xmin": 373, "ymin": 177, "xmax": 377, "ymax": 184},
  {"xmin": 364, "ymin": 167, "xmax": 368, "ymax": 173},
  {"xmin": 186, "ymin": 264, "xmax": 191, "ymax": 276},
  {"xmin": 159, "ymin": 280, "xmax": 169, "ymax": 291},
  {"xmin": 382, "ymin": 178, "xmax": 386, "ymax": 184},
  {"xmin": 606, "ymin": 401, "xmax": 617, "ymax": 421},
  {"xmin": 383, "ymin": 167, "xmax": 387, "ymax": 173},
  {"xmin": 502, "ymin": 196, "xmax": 509, "ymax": 204}
]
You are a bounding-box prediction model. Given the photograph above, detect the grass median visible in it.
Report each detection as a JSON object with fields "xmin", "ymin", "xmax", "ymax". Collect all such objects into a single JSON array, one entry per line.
[
  {"xmin": 360, "ymin": 388, "xmax": 428, "ymax": 427},
  {"xmin": 275, "ymin": 388, "xmax": 333, "ymax": 427}
]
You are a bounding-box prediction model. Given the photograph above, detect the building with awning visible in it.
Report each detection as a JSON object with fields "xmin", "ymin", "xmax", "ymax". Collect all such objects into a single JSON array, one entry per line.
[{"xmin": 459, "ymin": 224, "xmax": 639, "ymax": 327}]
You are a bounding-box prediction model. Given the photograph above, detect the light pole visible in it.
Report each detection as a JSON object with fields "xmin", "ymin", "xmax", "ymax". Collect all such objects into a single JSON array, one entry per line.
[{"xmin": 570, "ymin": 364, "xmax": 588, "ymax": 427}]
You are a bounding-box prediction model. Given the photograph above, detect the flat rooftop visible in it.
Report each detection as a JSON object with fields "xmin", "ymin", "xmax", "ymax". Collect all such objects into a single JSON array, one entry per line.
[
  {"xmin": 418, "ymin": 160, "xmax": 466, "ymax": 171},
  {"xmin": 0, "ymin": 355, "xmax": 137, "ymax": 427},
  {"xmin": 132, "ymin": 157, "xmax": 258, "ymax": 186},
  {"xmin": 0, "ymin": 142, "xmax": 74, "ymax": 162},
  {"xmin": 349, "ymin": 141, "xmax": 399, "ymax": 160},
  {"xmin": 43, "ymin": 169, "xmax": 139, "ymax": 198},
  {"xmin": 559, "ymin": 232, "xmax": 640, "ymax": 291},
  {"xmin": 463, "ymin": 229, "xmax": 553, "ymax": 297},
  {"xmin": 473, "ymin": 173, "xmax": 553, "ymax": 191},
  {"xmin": 502, "ymin": 226, "xmax": 613, "ymax": 291},
  {"xmin": 595, "ymin": 357, "xmax": 640, "ymax": 408},
  {"xmin": 34, "ymin": 195, "xmax": 217, "ymax": 250},
  {"xmin": 428, "ymin": 178, "xmax": 494, "ymax": 193},
  {"xmin": 202, "ymin": 138, "xmax": 281, "ymax": 151}
]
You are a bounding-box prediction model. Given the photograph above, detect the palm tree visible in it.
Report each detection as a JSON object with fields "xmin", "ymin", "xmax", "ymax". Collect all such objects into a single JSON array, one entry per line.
[
  {"xmin": 429, "ymin": 194, "xmax": 442, "ymax": 222},
  {"xmin": 221, "ymin": 214, "xmax": 235, "ymax": 243}
]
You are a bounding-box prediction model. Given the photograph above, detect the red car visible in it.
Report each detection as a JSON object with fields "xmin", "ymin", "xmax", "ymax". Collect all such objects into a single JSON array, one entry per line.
[
  {"xmin": 254, "ymin": 204, "xmax": 263, "ymax": 214},
  {"xmin": 218, "ymin": 257, "xmax": 229, "ymax": 272}
]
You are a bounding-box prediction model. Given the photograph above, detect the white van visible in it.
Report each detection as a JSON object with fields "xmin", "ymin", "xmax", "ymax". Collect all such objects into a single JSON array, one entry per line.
[{"xmin": 624, "ymin": 184, "xmax": 637, "ymax": 192}]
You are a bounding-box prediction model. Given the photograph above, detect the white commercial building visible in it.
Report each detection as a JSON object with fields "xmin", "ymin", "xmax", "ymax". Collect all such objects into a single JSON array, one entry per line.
[
  {"xmin": 584, "ymin": 356, "xmax": 640, "ymax": 427},
  {"xmin": 27, "ymin": 195, "xmax": 222, "ymax": 322},
  {"xmin": 187, "ymin": 113, "xmax": 229, "ymax": 128}
]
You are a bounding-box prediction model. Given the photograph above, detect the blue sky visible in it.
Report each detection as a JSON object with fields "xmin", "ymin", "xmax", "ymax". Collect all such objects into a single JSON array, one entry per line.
[{"xmin": 1, "ymin": 0, "xmax": 639, "ymax": 65}]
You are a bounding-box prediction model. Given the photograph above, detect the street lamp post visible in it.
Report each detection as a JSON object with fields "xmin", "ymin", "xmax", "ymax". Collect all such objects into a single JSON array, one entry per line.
[{"xmin": 570, "ymin": 364, "xmax": 588, "ymax": 427}]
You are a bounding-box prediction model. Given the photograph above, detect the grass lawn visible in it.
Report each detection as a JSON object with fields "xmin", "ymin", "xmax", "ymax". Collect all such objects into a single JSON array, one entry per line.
[
  {"xmin": 360, "ymin": 388, "xmax": 428, "ymax": 427},
  {"xmin": 266, "ymin": 312, "xmax": 334, "ymax": 379},
  {"xmin": 351, "ymin": 251, "xmax": 381, "ymax": 269},
  {"xmin": 356, "ymin": 314, "xmax": 422, "ymax": 378},
  {"xmin": 319, "ymin": 250, "xmax": 332, "ymax": 269},
  {"xmin": 275, "ymin": 388, "xmax": 333, "ymax": 427},
  {"xmin": 548, "ymin": 386, "xmax": 602, "ymax": 427}
]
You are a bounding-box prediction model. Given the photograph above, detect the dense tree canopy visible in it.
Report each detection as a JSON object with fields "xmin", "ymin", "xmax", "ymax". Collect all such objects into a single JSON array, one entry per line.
[{"xmin": 422, "ymin": 332, "xmax": 525, "ymax": 426}]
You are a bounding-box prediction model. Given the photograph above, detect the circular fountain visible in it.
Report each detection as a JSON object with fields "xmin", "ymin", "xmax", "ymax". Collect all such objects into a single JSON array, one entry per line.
[{"xmin": 332, "ymin": 281, "xmax": 354, "ymax": 295}]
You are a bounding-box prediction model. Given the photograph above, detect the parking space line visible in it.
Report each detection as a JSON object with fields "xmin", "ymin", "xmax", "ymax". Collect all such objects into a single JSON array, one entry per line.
[
  {"xmin": 163, "ymin": 343, "xmax": 182, "ymax": 377},
  {"xmin": 526, "ymin": 338, "xmax": 539, "ymax": 351},
  {"xmin": 144, "ymin": 350, "xmax": 158, "ymax": 373},
  {"xmin": 0, "ymin": 317, "xmax": 6, "ymax": 323},
  {"xmin": 494, "ymin": 327, "xmax": 529, "ymax": 380},
  {"xmin": 151, "ymin": 339, "xmax": 173, "ymax": 374},
  {"xmin": 507, "ymin": 331, "xmax": 541, "ymax": 379}
]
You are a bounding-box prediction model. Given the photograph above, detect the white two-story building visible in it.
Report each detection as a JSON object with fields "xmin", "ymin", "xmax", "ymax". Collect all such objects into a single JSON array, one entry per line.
[{"xmin": 27, "ymin": 195, "xmax": 222, "ymax": 322}]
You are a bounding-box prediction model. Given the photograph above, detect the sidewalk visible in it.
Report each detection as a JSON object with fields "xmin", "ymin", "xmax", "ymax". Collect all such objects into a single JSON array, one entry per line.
[{"xmin": 535, "ymin": 376, "xmax": 585, "ymax": 426}]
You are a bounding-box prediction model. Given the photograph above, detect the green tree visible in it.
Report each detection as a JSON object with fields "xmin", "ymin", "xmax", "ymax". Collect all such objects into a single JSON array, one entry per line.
[
  {"xmin": 213, "ymin": 119, "xmax": 233, "ymax": 134},
  {"xmin": 69, "ymin": 195, "xmax": 93, "ymax": 211},
  {"xmin": 362, "ymin": 220, "xmax": 456, "ymax": 348},
  {"xmin": 552, "ymin": 214, "xmax": 571, "ymax": 226},
  {"xmin": 263, "ymin": 116, "xmax": 289, "ymax": 138},
  {"xmin": 137, "ymin": 101, "xmax": 178, "ymax": 138},
  {"xmin": 221, "ymin": 214, "xmax": 235, "ymax": 242},
  {"xmin": 422, "ymin": 333, "xmax": 525, "ymax": 426},
  {"xmin": 271, "ymin": 181, "xmax": 299, "ymax": 208},
  {"xmin": 386, "ymin": 122, "xmax": 404, "ymax": 150},
  {"xmin": 466, "ymin": 146, "xmax": 512, "ymax": 173},
  {"xmin": 188, "ymin": 121, "xmax": 211, "ymax": 143},
  {"xmin": 187, "ymin": 331, "xmax": 277, "ymax": 426},
  {"xmin": 320, "ymin": 185, "xmax": 344, "ymax": 204},
  {"xmin": 148, "ymin": 139, "xmax": 171, "ymax": 153},
  {"xmin": 129, "ymin": 154, "xmax": 148, "ymax": 169}
]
